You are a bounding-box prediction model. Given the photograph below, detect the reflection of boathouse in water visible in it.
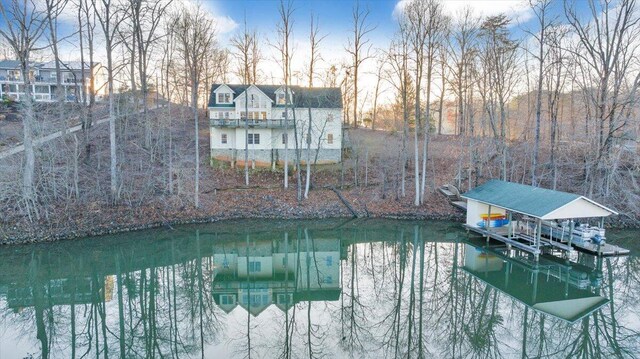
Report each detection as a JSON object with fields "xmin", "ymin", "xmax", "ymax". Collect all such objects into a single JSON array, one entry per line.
[
  {"xmin": 211, "ymin": 237, "xmax": 342, "ymax": 316},
  {"xmin": 463, "ymin": 240, "xmax": 609, "ymax": 323}
]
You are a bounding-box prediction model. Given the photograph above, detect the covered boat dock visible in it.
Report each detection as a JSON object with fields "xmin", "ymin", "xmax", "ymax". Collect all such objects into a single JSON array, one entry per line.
[{"xmin": 461, "ymin": 180, "xmax": 627, "ymax": 260}]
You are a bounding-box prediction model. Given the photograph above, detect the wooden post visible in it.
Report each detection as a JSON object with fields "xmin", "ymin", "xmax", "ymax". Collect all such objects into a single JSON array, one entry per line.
[
  {"xmin": 535, "ymin": 219, "xmax": 542, "ymax": 261},
  {"xmin": 568, "ymin": 219, "xmax": 574, "ymax": 250},
  {"xmin": 486, "ymin": 205, "xmax": 492, "ymax": 243}
]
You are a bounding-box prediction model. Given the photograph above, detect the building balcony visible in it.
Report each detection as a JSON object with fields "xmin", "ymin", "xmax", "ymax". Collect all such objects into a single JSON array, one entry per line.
[{"xmin": 211, "ymin": 119, "xmax": 293, "ymax": 129}]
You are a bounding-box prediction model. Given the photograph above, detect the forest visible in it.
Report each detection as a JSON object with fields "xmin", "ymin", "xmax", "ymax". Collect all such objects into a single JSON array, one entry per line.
[{"xmin": 0, "ymin": 0, "xmax": 639, "ymax": 241}]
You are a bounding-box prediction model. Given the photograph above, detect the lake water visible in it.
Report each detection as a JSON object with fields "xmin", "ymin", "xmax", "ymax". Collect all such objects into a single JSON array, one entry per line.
[{"xmin": 0, "ymin": 219, "xmax": 638, "ymax": 358}]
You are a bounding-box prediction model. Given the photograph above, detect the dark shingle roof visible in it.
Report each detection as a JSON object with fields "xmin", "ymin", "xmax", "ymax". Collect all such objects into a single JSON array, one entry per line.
[{"xmin": 208, "ymin": 84, "xmax": 342, "ymax": 109}]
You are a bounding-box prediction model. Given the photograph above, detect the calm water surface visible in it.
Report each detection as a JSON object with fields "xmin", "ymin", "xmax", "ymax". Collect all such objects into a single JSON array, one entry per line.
[{"xmin": 0, "ymin": 219, "xmax": 638, "ymax": 358}]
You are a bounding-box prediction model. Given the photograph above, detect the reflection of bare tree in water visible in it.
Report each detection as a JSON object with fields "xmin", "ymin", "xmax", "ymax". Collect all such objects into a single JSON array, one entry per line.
[
  {"xmin": 339, "ymin": 228, "xmax": 374, "ymax": 355},
  {"xmin": 562, "ymin": 257, "xmax": 639, "ymax": 358},
  {"xmin": 2, "ymin": 232, "xmax": 228, "ymax": 358},
  {"xmin": 463, "ymin": 287, "xmax": 504, "ymax": 358},
  {"xmin": 1, "ymin": 222, "xmax": 640, "ymax": 358}
]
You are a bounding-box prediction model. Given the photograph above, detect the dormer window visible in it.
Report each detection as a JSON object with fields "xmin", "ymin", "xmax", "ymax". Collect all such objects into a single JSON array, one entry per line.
[
  {"xmin": 217, "ymin": 93, "xmax": 231, "ymax": 104},
  {"xmin": 276, "ymin": 93, "xmax": 286, "ymax": 105}
]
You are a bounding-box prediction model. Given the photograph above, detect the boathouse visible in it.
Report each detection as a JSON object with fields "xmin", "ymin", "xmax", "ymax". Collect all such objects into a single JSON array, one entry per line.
[{"xmin": 462, "ymin": 180, "xmax": 623, "ymax": 259}]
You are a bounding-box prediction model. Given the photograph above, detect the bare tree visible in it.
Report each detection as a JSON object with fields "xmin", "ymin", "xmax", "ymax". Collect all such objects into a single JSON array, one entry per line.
[
  {"xmin": 528, "ymin": 0, "xmax": 554, "ymax": 186},
  {"xmin": 93, "ymin": 0, "xmax": 127, "ymax": 201},
  {"xmin": 370, "ymin": 52, "xmax": 385, "ymax": 131},
  {"xmin": 275, "ymin": 0, "xmax": 295, "ymax": 190},
  {"xmin": 447, "ymin": 6, "xmax": 480, "ymax": 137},
  {"xmin": 44, "ymin": 0, "xmax": 68, "ymax": 128},
  {"xmin": 174, "ymin": 4, "xmax": 217, "ymax": 208},
  {"xmin": 565, "ymin": 0, "xmax": 640, "ymax": 196},
  {"xmin": 0, "ymin": 0, "xmax": 49, "ymax": 219},
  {"xmin": 384, "ymin": 26, "xmax": 412, "ymax": 198},
  {"xmin": 479, "ymin": 15, "xmax": 520, "ymax": 181},
  {"xmin": 346, "ymin": 1, "xmax": 375, "ymax": 128},
  {"xmin": 402, "ymin": 0, "xmax": 447, "ymax": 205},
  {"xmin": 304, "ymin": 13, "xmax": 326, "ymax": 199},
  {"xmin": 129, "ymin": 0, "xmax": 172, "ymax": 149},
  {"xmin": 231, "ymin": 17, "xmax": 260, "ymax": 186}
]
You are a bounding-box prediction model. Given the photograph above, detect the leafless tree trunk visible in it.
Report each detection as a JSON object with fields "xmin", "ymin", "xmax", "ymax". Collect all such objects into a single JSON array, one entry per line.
[
  {"xmin": 44, "ymin": 0, "xmax": 67, "ymax": 129},
  {"xmin": 174, "ymin": 5, "xmax": 217, "ymax": 208},
  {"xmin": 304, "ymin": 14, "xmax": 325, "ymax": 199},
  {"xmin": 528, "ymin": 0, "xmax": 553, "ymax": 186},
  {"xmin": 0, "ymin": 0, "xmax": 48, "ymax": 219},
  {"xmin": 346, "ymin": 1, "xmax": 375, "ymax": 128},
  {"xmin": 275, "ymin": 0, "xmax": 294, "ymax": 190},
  {"xmin": 231, "ymin": 17, "xmax": 259, "ymax": 186},
  {"xmin": 93, "ymin": 0, "xmax": 126, "ymax": 201}
]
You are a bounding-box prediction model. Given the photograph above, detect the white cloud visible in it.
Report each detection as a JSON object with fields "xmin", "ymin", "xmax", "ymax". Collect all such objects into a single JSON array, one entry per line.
[
  {"xmin": 394, "ymin": 0, "xmax": 534, "ymax": 25},
  {"xmin": 213, "ymin": 15, "xmax": 239, "ymax": 34}
]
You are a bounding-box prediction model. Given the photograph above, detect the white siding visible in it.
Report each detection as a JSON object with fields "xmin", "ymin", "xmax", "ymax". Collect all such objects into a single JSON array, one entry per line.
[
  {"xmin": 210, "ymin": 127, "xmax": 236, "ymax": 149},
  {"xmin": 466, "ymin": 199, "xmax": 507, "ymax": 227},
  {"xmin": 234, "ymin": 128, "xmax": 272, "ymax": 150},
  {"xmin": 273, "ymin": 108, "xmax": 342, "ymax": 150}
]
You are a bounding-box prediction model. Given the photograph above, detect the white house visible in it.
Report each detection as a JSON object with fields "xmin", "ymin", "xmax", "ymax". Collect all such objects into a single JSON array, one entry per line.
[
  {"xmin": 0, "ymin": 59, "xmax": 105, "ymax": 103},
  {"xmin": 208, "ymin": 83, "xmax": 343, "ymax": 167}
]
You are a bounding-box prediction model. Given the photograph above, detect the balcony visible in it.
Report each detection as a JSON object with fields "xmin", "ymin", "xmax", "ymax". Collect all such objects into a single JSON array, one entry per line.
[{"xmin": 210, "ymin": 119, "xmax": 293, "ymax": 129}]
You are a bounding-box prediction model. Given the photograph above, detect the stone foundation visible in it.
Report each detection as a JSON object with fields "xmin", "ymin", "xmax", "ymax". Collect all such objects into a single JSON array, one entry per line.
[{"xmin": 210, "ymin": 148, "xmax": 341, "ymax": 167}]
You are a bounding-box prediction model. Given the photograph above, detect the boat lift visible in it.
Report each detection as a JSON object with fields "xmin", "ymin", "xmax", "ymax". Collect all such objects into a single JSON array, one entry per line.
[{"xmin": 461, "ymin": 180, "xmax": 628, "ymax": 260}]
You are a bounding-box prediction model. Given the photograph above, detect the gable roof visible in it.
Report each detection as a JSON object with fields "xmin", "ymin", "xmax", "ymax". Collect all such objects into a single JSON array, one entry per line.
[
  {"xmin": 233, "ymin": 84, "xmax": 274, "ymax": 104},
  {"xmin": 208, "ymin": 83, "xmax": 342, "ymax": 109},
  {"xmin": 463, "ymin": 244, "xmax": 609, "ymax": 323},
  {"xmin": 0, "ymin": 60, "xmax": 21, "ymax": 69},
  {"xmin": 462, "ymin": 180, "xmax": 617, "ymax": 219}
]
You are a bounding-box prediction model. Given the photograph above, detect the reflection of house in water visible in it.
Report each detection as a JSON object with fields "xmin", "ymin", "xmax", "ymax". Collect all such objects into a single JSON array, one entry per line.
[
  {"xmin": 463, "ymin": 241, "xmax": 608, "ymax": 323},
  {"xmin": 211, "ymin": 237, "xmax": 341, "ymax": 316},
  {"xmin": 6, "ymin": 276, "xmax": 114, "ymax": 310}
]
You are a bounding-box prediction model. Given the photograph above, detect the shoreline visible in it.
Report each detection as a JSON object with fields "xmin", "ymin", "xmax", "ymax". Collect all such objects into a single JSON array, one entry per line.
[
  {"xmin": 3, "ymin": 207, "xmax": 639, "ymax": 246},
  {"xmin": 1, "ymin": 211, "xmax": 466, "ymax": 245}
]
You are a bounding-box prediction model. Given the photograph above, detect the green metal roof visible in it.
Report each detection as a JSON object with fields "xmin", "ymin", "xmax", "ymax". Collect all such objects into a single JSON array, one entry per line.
[{"xmin": 462, "ymin": 180, "xmax": 582, "ymax": 218}]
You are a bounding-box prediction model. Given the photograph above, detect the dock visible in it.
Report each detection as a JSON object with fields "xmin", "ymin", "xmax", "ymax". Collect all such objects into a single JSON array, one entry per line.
[
  {"xmin": 460, "ymin": 180, "xmax": 628, "ymax": 260},
  {"xmin": 438, "ymin": 184, "xmax": 467, "ymax": 211}
]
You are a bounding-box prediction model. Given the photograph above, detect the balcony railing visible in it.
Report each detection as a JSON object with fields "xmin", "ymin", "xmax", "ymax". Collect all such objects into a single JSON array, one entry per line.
[{"xmin": 210, "ymin": 119, "xmax": 293, "ymax": 128}]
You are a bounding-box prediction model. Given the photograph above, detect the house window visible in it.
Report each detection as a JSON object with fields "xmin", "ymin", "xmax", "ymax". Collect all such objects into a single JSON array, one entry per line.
[
  {"xmin": 322, "ymin": 275, "xmax": 333, "ymax": 284},
  {"xmin": 306, "ymin": 133, "xmax": 311, "ymax": 144},
  {"xmin": 327, "ymin": 133, "xmax": 334, "ymax": 144},
  {"xmin": 261, "ymin": 112, "xmax": 267, "ymax": 120},
  {"xmin": 277, "ymin": 293, "xmax": 293, "ymax": 304},
  {"xmin": 221, "ymin": 134, "xmax": 227, "ymax": 144},
  {"xmin": 220, "ymin": 294, "xmax": 236, "ymax": 305},
  {"xmin": 281, "ymin": 111, "xmax": 287, "ymax": 118},
  {"xmin": 282, "ymin": 133, "xmax": 288, "ymax": 145},
  {"xmin": 248, "ymin": 261, "xmax": 261, "ymax": 272},
  {"xmin": 217, "ymin": 92, "xmax": 231, "ymax": 103},
  {"xmin": 326, "ymin": 256, "xmax": 333, "ymax": 266},
  {"xmin": 248, "ymin": 133, "xmax": 260, "ymax": 145},
  {"xmin": 277, "ymin": 93, "xmax": 286, "ymax": 105},
  {"xmin": 327, "ymin": 114, "xmax": 334, "ymax": 122}
]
